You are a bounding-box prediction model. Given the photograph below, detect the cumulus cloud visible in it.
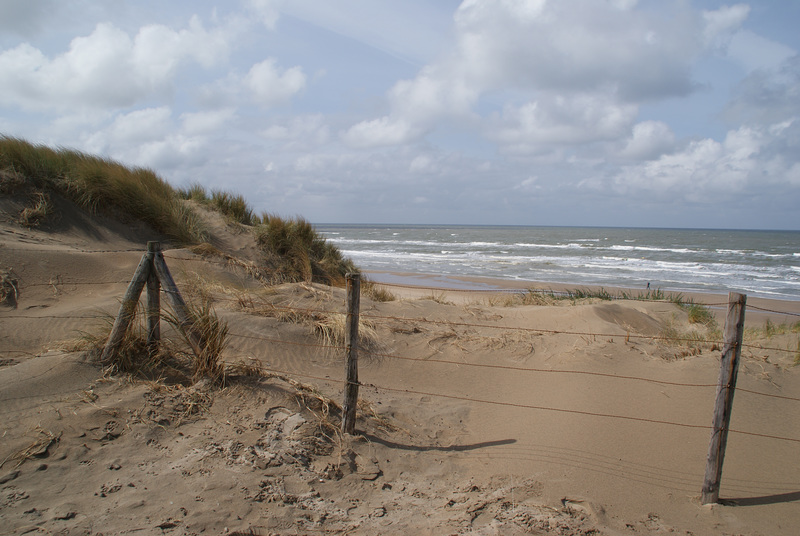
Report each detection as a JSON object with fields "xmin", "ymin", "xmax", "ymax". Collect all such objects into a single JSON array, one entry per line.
[
  {"xmin": 610, "ymin": 122, "xmax": 800, "ymax": 200},
  {"xmin": 245, "ymin": 59, "xmax": 306, "ymax": 107},
  {"xmin": 260, "ymin": 114, "xmax": 330, "ymax": 150},
  {"xmin": 180, "ymin": 109, "xmax": 236, "ymax": 135},
  {"xmin": 702, "ymin": 3, "xmax": 749, "ymax": 50},
  {"xmin": 245, "ymin": 0, "xmax": 283, "ymax": 29},
  {"xmin": 346, "ymin": 0, "xmax": 729, "ymax": 149},
  {"xmin": 0, "ymin": 17, "xmax": 232, "ymax": 111},
  {"xmin": 490, "ymin": 93, "xmax": 638, "ymax": 153},
  {"xmin": 342, "ymin": 116, "xmax": 427, "ymax": 148},
  {"xmin": 618, "ymin": 121, "xmax": 676, "ymax": 160}
]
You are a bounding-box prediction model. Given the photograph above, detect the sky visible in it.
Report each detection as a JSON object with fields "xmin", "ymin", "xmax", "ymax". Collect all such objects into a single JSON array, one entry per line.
[{"xmin": 1, "ymin": 0, "xmax": 799, "ymax": 230}]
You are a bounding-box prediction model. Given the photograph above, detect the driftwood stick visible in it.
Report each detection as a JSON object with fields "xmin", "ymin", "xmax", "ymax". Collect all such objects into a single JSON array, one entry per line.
[
  {"xmin": 701, "ymin": 291, "xmax": 747, "ymax": 504},
  {"xmin": 100, "ymin": 251, "xmax": 151, "ymax": 363}
]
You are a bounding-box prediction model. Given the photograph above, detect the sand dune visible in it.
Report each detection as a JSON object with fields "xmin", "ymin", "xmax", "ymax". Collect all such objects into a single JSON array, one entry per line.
[{"xmin": 2, "ymin": 205, "xmax": 799, "ymax": 535}]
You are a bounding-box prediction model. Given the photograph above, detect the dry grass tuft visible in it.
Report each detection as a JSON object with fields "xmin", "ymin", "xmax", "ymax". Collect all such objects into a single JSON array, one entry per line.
[
  {"xmin": 363, "ymin": 280, "xmax": 396, "ymax": 302},
  {"xmin": 0, "ymin": 167, "xmax": 26, "ymax": 193},
  {"xmin": 17, "ymin": 191, "xmax": 52, "ymax": 227},
  {"xmin": 312, "ymin": 312, "xmax": 381, "ymax": 352},
  {"xmin": 165, "ymin": 297, "xmax": 229, "ymax": 383},
  {"xmin": 0, "ymin": 428, "xmax": 62, "ymax": 469},
  {"xmin": 1, "ymin": 268, "xmax": 19, "ymax": 308},
  {"xmin": 424, "ymin": 291, "xmax": 454, "ymax": 305}
]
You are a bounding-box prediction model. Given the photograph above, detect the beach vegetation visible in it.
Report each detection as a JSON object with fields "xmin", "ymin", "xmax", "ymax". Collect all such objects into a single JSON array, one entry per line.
[
  {"xmin": 164, "ymin": 296, "xmax": 229, "ymax": 383},
  {"xmin": 425, "ymin": 290, "xmax": 454, "ymax": 305},
  {"xmin": 256, "ymin": 213, "xmax": 358, "ymax": 286},
  {"xmin": 0, "ymin": 268, "xmax": 19, "ymax": 308},
  {"xmin": 77, "ymin": 306, "xmax": 163, "ymax": 376},
  {"xmin": 177, "ymin": 183, "xmax": 256, "ymax": 226},
  {"xmin": 363, "ymin": 279, "xmax": 396, "ymax": 302},
  {"xmin": 0, "ymin": 135, "xmax": 207, "ymax": 243},
  {"xmin": 1, "ymin": 136, "xmax": 358, "ymax": 287},
  {"xmin": 681, "ymin": 303, "xmax": 717, "ymax": 328},
  {"xmin": 312, "ymin": 312, "xmax": 381, "ymax": 352},
  {"xmin": 17, "ymin": 191, "xmax": 52, "ymax": 227}
]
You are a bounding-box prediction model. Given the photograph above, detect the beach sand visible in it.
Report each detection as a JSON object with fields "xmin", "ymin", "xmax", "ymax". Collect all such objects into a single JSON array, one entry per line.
[{"xmin": 2, "ymin": 203, "xmax": 799, "ymax": 535}]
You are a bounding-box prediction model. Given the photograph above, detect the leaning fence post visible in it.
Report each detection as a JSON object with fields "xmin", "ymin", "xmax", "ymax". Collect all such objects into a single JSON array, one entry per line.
[
  {"xmin": 100, "ymin": 249, "xmax": 152, "ymax": 363},
  {"xmin": 341, "ymin": 273, "xmax": 361, "ymax": 435},
  {"xmin": 151, "ymin": 249, "xmax": 204, "ymax": 359},
  {"xmin": 701, "ymin": 291, "xmax": 747, "ymax": 505},
  {"xmin": 146, "ymin": 241, "xmax": 161, "ymax": 353}
]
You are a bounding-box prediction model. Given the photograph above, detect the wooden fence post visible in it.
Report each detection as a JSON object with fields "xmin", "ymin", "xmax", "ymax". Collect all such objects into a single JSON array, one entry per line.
[
  {"xmin": 701, "ymin": 291, "xmax": 747, "ymax": 504},
  {"xmin": 151, "ymin": 250, "xmax": 205, "ymax": 359},
  {"xmin": 146, "ymin": 241, "xmax": 161, "ymax": 353},
  {"xmin": 100, "ymin": 250, "xmax": 152, "ymax": 363},
  {"xmin": 341, "ymin": 273, "xmax": 361, "ymax": 435}
]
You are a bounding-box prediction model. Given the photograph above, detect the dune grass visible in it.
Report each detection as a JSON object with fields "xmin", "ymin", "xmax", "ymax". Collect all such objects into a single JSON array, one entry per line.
[
  {"xmin": 0, "ymin": 135, "xmax": 207, "ymax": 243},
  {"xmin": 177, "ymin": 183, "xmax": 256, "ymax": 226},
  {"xmin": 1, "ymin": 136, "xmax": 358, "ymax": 286},
  {"xmin": 256, "ymin": 213, "xmax": 359, "ymax": 286}
]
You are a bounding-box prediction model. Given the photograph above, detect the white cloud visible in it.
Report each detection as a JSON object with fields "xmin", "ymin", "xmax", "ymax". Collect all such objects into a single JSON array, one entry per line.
[
  {"xmin": 452, "ymin": 0, "xmax": 701, "ymax": 99},
  {"xmin": 490, "ymin": 93, "xmax": 638, "ymax": 153},
  {"xmin": 611, "ymin": 124, "xmax": 786, "ymax": 199},
  {"xmin": 0, "ymin": 18, "xmax": 233, "ymax": 112},
  {"xmin": 246, "ymin": 0, "xmax": 283, "ymax": 29},
  {"xmin": 104, "ymin": 107, "xmax": 174, "ymax": 144},
  {"xmin": 245, "ymin": 58, "xmax": 306, "ymax": 107},
  {"xmin": 346, "ymin": 0, "xmax": 723, "ymax": 149},
  {"xmin": 618, "ymin": 120, "xmax": 676, "ymax": 160},
  {"xmin": 260, "ymin": 114, "xmax": 330, "ymax": 149},
  {"xmin": 342, "ymin": 116, "xmax": 427, "ymax": 148},
  {"xmin": 180, "ymin": 109, "xmax": 236, "ymax": 135},
  {"xmin": 702, "ymin": 4, "xmax": 749, "ymax": 50}
]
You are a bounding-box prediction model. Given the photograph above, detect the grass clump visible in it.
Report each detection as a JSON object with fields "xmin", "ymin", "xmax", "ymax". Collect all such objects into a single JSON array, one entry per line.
[
  {"xmin": 178, "ymin": 183, "xmax": 256, "ymax": 226},
  {"xmin": 256, "ymin": 214, "xmax": 358, "ymax": 286},
  {"xmin": 363, "ymin": 279, "xmax": 396, "ymax": 302},
  {"xmin": 312, "ymin": 312, "xmax": 381, "ymax": 352},
  {"xmin": 681, "ymin": 303, "xmax": 716, "ymax": 327},
  {"xmin": 178, "ymin": 298, "xmax": 229, "ymax": 383},
  {"xmin": 17, "ymin": 191, "xmax": 52, "ymax": 227},
  {"xmin": 0, "ymin": 135, "xmax": 206, "ymax": 243},
  {"xmin": 0, "ymin": 268, "xmax": 19, "ymax": 308}
]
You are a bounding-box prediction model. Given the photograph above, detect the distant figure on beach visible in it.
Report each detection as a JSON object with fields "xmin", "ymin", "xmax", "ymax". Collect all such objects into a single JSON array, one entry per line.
[{"xmin": 646, "ymin": 282, "xmax": 650, "ymax": 289}]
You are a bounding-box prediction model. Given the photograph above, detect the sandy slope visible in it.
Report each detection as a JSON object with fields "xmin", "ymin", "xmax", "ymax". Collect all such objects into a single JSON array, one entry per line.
[{"xmin": 1, "ymin": 202, "xmax": 799, "ymax": 535}]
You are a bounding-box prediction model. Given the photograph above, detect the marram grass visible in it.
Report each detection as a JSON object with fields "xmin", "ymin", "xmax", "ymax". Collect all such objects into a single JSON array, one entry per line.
[
  {"xmin": 0, "ymin": 135, "xmax": 206, "ymax": 244},
  {"xmin": 1, "ymin": 135, "xmax": 358, "ymax": 286}
]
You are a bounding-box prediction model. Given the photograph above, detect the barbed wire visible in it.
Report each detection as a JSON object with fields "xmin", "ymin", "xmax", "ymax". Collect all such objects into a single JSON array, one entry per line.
[
  {"xmin": 227, "ymin": 361, "xmax": 800, "ymax": 444},
  {"xmin": 225, "ymin": 329, "xmax": 799, "ymax": 402},
  {"xmin": 747, "ymin": 304, "xmax": 800, "ymax": 318},
  {"xmin": 0, "ymin": 247, "xmax": 143, "ymax": 254}
]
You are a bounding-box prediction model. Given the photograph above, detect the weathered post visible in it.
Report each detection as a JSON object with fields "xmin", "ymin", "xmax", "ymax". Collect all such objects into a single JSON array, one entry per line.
[
  {"xmin": 146, "ymin": 241, "xmax": 161, "ymax": 353},
  {"xmin": 701, "ymin": 291, "xmax": 747, "ymax": 504},
  {"xmin": 152, "ymin": 249, "xmax": 204, "ymax": 359},
  {"xmin": 341, "ymin": 273, "xmax": 361, "ymax": 435},
  {"xmin": 100, "ymin": 250, "xmax": 152, "ymax": 363}
]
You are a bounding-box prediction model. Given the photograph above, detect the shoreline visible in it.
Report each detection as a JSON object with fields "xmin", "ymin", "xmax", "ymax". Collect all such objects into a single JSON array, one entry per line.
[{"xmin": 365, "ymin": 269, "xmax": 800, "ymax": 323}]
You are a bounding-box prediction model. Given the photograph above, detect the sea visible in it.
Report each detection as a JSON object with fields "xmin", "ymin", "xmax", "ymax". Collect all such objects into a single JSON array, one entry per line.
[{"xmin": 316, "ymin": 225, "xmax": 800, "ymax": 301}]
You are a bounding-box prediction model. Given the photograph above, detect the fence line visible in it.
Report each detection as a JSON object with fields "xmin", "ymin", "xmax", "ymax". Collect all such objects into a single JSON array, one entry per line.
[
  {"xmin": 4, "ymin": 249, "xmax": 800, "ymax": 450},
  {"xmin": 224, "ymin": 329, "xmax": 800, "ymax": 402}
]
